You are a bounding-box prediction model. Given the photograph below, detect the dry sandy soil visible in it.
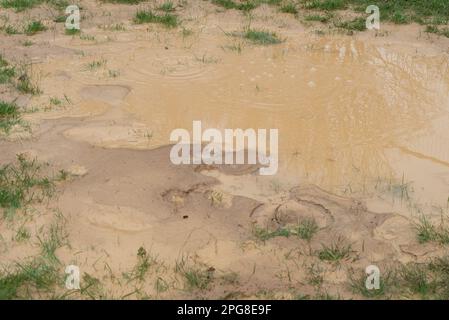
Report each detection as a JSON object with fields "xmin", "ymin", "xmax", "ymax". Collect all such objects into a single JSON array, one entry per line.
[{"xmin": 1, "ymin": 0, "xmax": 449, "ymax": 299}]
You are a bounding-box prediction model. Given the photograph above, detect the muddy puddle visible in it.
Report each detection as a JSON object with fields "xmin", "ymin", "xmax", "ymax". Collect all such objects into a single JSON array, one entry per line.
[{"xmin": 35, "ymin": 32, "xmax": 449, "ymax": 207}]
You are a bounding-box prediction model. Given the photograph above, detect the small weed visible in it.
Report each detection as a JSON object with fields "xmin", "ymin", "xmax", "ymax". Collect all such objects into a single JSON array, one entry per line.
[
  {"xmin": 416, "ymin": 216, "xmax": 449, "ymax": 245},
  {"xmin": 134, "ymin": 10, "xmax": 179, "ymax": 28},
  {"xmin": 0, "ymin": 55, "xmax": 15, "ymax": 84},
  {"xmin": 24, "ymin": 20, "xmax": 46, "ymax": 35},
  {"xmin": 86, "ymin": 59, "xmax": 107, "ymax": 71},
  {"xmin": 296, "ymin": 218, "xmax": 319, "ymax": 241},
  {"xmin": 124, "ymin": 247, "xmax": 157, "ymax": 282},
  {"xmin": 280, "ymin": 3, "xmax": 297, "ymax": 14},
  {"xmin": 335, "ymin": 17, "xmax": 366, "ymax": 31},
  {"xmin": 65, "ymin": 28, "xmax": 80, "ymax": 35},
  {"xmin": 305, "ymin": 0, "xmax": 346, "ymax": 11},
  {"xmin": 0, "ymin": 154, "xmax": 54, "ymax": 216},
  {"xmin": 242, "ymin": 28, "xmax": 282, "ymax": 45},
  {"xmin": 304, "ymin": 14, "xmax": 330, "ymax": 23},
  {"xmin": 318, "ymin": 238, "xmax": 353, "ymax": 262},
  {"xmin": 0, "ymin": 100, "xmax": 21, "ymax": 133},
  {"xmin": 158, "ymin": 1, "xmax": 175, "ymax": 12}
]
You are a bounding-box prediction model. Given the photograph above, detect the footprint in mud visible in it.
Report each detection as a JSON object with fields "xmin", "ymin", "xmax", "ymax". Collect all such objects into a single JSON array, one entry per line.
[
  {"xmin": 63, "ymin": 123, "xmax": 153, "ymax": 149},
  {"xmin": 81, "ymin": 203, "xmax": 153, "ymax": 232},
  {"xmin": 250, "ymin": 184, "xmax": 408, "ymax": 262},
  {"xmin": 161, "ymin": 183, "xmax": 210, "ymax": 213},
  {"xmin": 79, "ymin": 85, "xmax": 131, "ymax": 106}
]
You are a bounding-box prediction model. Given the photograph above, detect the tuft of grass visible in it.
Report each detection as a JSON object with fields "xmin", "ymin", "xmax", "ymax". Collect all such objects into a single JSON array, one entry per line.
[
  {"xmin": 242, "ymin": 28, "xmax": 283, "ymax": 45},
  {"xmin": 399, "ymin": 263, "xmax": 435, "ymax": 297},
  {"xmin": 123, "ymin": 247, "xmax": 157, "ymax": 282},
  {"xmin": 425, "ymin": 25, "xmax": 449, "ymax": 38},
  {"xmin": 101, "ymin": 0, "xmax": 146, "ymax": 4},
  {"xmin": 335, "ymin": 17, "xmax": 366, "ymax": 31},
  {"xmin": 0, "ymin": 257, "xmax": 60, "ymax": 299},
  {"xmin": 296, "ymin": 218, "xmax": 319, "ymax": 241},
  {"xmin": 134, "ymin": 10, "xmax": 179, "ymax": 28},
  {"xmin": 305, "ymin": 0, "xmax": 346, "ymax": 11},
  {"xmin": 0, "ymin": 0, "xmax": 42, "ymax": 11},
  {"xmin": 304, "ymin": 14, "xmax": 330, "ymax": 23},
  {"xmin": 253, "ymin": 226, "xmax": 292, "ymax": 241},
  {"xmin": 38, "ymin": 218, "xmax": 68, "ymax": 264},
  {"xmin": 280, "ymin": 3, "xmax": 298, "ymax": 14},
  {"xmin": 0, "ymin": 55, "xmax": 15, "ymax": 84},
  {"xmin": 212, "ymin": 0, "xmax": 256, "ymax": 11},
  {"xmin": 16, "ymin": 71, "xmax": 40, "ymax": 95},
  {"xmin": 2, "ymin": 25, "xmax": 21, "ymax": 35},
  {"xmin": 86, "ymin": 59, "xmax": 107, "ymax": 71},
  {"xmin": 0, "ymin": 154, "xmax": 54, "ymax": 216},
  {"xmin": 65, "ymin": 28, "xmax": 80, "ymax": 35},
  {"xmin": 24, "ymin": 20, "xmax": 46, "ymax": 35},
  {"xmin": 416, "ymin": 216, "xmax": 449, "ymax": 245},
  {"xmin": 14, "ymin": 226, "xmax": 31, "ymax": 242},
  {"xmin": 158, "ymin": 1, "xmax": 175, "ymax": 12},
  {"xmin": 318, "ymin": 238, "xmax": 353, "ymax": 261},
  {"xmin": 0, "ymin": 101, "xmax": 21, "ymax": 133},
  {"xmin": 253, "ymin": 218, "xmax": 318, "ymax": 242}
]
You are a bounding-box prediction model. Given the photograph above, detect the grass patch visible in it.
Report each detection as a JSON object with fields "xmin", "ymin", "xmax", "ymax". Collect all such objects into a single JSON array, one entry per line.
[
  {"xmin": 242, "ymin": 28, "xmax": 282, "ymax": 45},
  {"xmin": 158, "ymin": 1, "xmax": 175, "ymax": 12},
  {"xmin": 0, "ymin": 55, "xmax": 15, "ymax": 84},
  {"xmin": 335, "ymin": 17, "xmax": 366, "ymax": 31},
  {"xmin": 253, "ymin": 218, "xmax": 318, "ymax": 242},
  {"xmin": 65, "ymin": 28, "xmax": 80, "ymax": 35},
  {"xmin": 123, "ymin": 247, "xmax": 157, "ymax": 282},
  {"xmin": 0, "ymin": 0, "xmax": 42, "ymax": 11},
  {"xmin": 86, "ymin": 59, "xmax": 107, "ymax": 71},
  {"xmin": 1, "ymin": 25, "xmax": 21, "ymax": 35},
  {"xmin": 304, "ymin": 14, "xmax": 331, "ymax": 23},
  {"xmin": 280, "ymin": 2, "xmax": 298, "ymax": 14},
  {"xmin": 296, "ymin": 218, "xmax": 319, "ymax": 241},
  {"xmin": 416, "ymin": 216, "xmax": 449, "ymax": 245},
  {"xmin": 318, "ymin": 238, "xmax": 353, "ymax": 261},
  {"xmin": 16, "ymin": 71, "xmax": 40, "ymax": 95},
  {"xmin": 212, "ymin": 0, "xmax": 257, "ymax": 11},
  {"xmin": 101, "ymin": 0, "xmax": 146, "ymax": 4},
  {"xmin": 24, "ymin": 20, "xmax": 46, "ymax": 35},
  {"xmin": 134, "ymin": 10, "xmax": 179, "ymax": 28},
  {"xmin": 38, "ymin": 217, "xmax": 68, "ymax": 264},
  {"xmin": 0, "ymin": 154, "xmax": 54, "ymax": 217},
  {"xmin": 426, "ymin": 25, "xmax": 449, "ymax": 38},
  {"xmin": 0, "ymin": 257, "xmax": 60, "ymax": 299},
  {"xmin": 0, "ymin": 101, "xmax": 22, "ymax": 133},
  {"xmin": 305, "ymin": 0, "xmax": 346, "ymax": 11}
]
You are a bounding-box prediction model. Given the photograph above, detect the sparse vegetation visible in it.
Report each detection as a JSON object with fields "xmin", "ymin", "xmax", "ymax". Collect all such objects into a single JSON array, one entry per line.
[
  {"xmin": 335, "ymin": 17, "xmax": 366, "ymax": 31},
  {"xmin": 0, "ymin": 101, "xmax": 22, "ymax": 133},
  {"xmin": 318, "ymin": 238, "xmax": 353, "ymax": 261},
  {"xmin": 242, "ymin": 28, "xmax": 282, "ymax": 45},
  {"xmin": 134, "ymin": 10, "xmax": 179, "ymax": 28},
  {"xmin": 280, "ymin": 2, "xmax": 297, "ymax": 14},
  {"xmin": 416, "ymin": 216, "xmax": 449, "ymax": 245},
  {"xmin": 24, "ymin": 20, "xmax": 46, "ymax": 35},
  {"xmin": 86, "ymin": 59, "xmax": 107, "ymax": 71},
  {"xmin": 253, "ymin": 219, "xmax": 318, "ymax": 242},
  {"xmin": 123, "ymin": 247, "xmax": 157, "ymax": 282},
  {"xmin": 0, "ymin": 155, "xmax": 54, "ymax": 217},
  {"xmin": 158, "ymin": 1, "xmax": 175, "ymax": 12},
  {"xmin": 0, "ymin": 55, "xmax": 15, "ymax": 84}
]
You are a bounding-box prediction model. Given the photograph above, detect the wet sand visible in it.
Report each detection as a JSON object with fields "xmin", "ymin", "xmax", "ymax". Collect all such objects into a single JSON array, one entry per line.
[{"xmin": 1, "ymin": 1, "xmax": 449, "ymax": 299}]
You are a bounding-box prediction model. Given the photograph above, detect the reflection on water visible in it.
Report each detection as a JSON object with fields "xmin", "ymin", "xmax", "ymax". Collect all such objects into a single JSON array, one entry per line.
[{"xmin": 122, "ymin": 36, "xmax": 449, "ymax": 192}]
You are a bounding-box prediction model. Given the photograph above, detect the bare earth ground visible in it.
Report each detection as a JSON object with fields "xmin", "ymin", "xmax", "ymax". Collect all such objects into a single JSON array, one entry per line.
[{"xmin": 1, "ymin": 0, "xmax": 449, "ymax": 299}]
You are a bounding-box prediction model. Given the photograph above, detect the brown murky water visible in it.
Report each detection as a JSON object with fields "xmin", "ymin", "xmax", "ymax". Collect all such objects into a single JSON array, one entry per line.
[{"xmin": 37, "ymin": 31, "xmax": 449, "ymax": 204}]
